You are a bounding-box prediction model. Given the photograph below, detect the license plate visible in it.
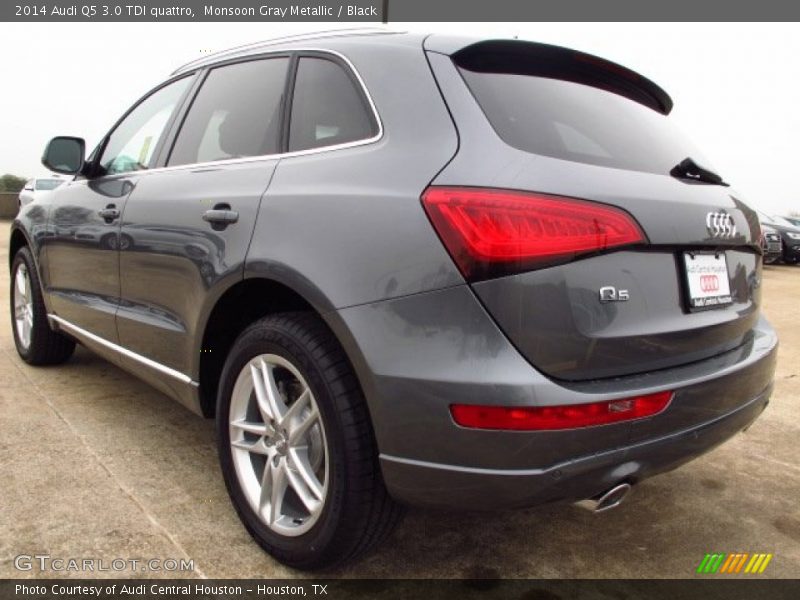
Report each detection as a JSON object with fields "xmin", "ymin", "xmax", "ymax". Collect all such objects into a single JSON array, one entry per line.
[{"xmin": 682, "ymin": 252, "xmax": 732, "ymax": 309}]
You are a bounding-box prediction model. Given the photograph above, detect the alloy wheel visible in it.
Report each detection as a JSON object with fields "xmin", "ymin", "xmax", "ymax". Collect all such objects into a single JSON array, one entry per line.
[
  {"xmin": 13, "ymin": 263, "xmax": 33, "ymax": 350},
  {"xmin": 229, "ymin": 354, "xmax": 328, "ymax": 537}
]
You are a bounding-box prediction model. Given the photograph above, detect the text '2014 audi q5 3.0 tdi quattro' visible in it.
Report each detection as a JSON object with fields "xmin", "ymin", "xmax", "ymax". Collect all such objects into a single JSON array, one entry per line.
[{"xmin": 10, "ymin": 31, "xmax": 778, "ymax": 569}]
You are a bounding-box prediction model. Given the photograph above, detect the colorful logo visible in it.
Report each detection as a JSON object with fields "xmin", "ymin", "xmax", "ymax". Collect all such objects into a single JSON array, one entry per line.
[
  {"xmin": 696, "ymin": 552, "xmax": 773, "ymax": 574},
  {"xmin": 700, "ymin": 274, "xmax": 720, "ymax": 292}
]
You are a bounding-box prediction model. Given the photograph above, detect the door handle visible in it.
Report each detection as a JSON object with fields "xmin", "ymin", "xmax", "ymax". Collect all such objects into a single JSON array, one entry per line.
[
  {"xmin": 203, "ymin": 204, "xmax": 239, "ymax": 229},
  {"xmin": 98, "ymin": 205, "xmax": 120, "ymax": 222}
]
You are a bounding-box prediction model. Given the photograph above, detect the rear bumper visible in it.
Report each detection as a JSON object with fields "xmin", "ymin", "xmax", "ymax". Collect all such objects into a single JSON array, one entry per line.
[
  {"xmin": 332, "ymin": 284, "xmax": 778, "ymax": 511},
  {"xmin": 379, "ymin": 384, "xmax": 771, "ymax": 510}
]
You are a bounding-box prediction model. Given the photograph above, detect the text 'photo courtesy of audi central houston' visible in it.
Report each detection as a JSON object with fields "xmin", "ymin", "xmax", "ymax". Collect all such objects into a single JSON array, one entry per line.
[{"xmin": 10, "ymin": 30, "xmax": 778, "ymax": 569}]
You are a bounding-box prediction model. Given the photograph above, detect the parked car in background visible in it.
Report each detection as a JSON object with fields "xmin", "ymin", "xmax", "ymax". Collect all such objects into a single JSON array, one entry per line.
[
  {"xmin": 18, "ymin": 177, "xmax": 68, "ymax": 207},
  {"xmin": 782, "ymin": 215, "xmax": 800, "ymax": 228},
  {"xmin": 10, "ymin": 31, "xmax": 778, "ymax": 569},
  {"xmin": 758, "ymin": 211, "xmax": 800, "ymax": 264},
  {"xmin": 760, "ymin": 224, "xmax": 782, "ymax": 264}
]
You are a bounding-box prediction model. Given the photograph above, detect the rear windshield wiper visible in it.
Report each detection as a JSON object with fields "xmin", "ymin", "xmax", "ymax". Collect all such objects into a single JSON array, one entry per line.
[{"xmin": 670, "ymin": 157, "xmax": 729, "ymax": 186}]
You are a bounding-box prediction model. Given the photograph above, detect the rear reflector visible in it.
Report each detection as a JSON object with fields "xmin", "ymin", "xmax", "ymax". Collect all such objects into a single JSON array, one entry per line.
[
  {"xmin": 422, "ymin": 187, "xmax": 645, "ymax": 280},
  {"xmin": 450, "ymin": 391, "xmax": 673, "ymax": 430}
]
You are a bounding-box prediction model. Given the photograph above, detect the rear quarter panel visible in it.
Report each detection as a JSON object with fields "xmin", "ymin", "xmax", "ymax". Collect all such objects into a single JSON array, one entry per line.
[{"xmin": 244, "ymin": 39, "xmax": 462, "ymax": 311}]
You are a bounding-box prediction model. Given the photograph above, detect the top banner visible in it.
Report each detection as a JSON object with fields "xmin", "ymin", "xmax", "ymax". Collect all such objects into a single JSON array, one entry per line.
[{"xmin": 4, "ymin": 0, "xmax": 800, "ymax": 22}]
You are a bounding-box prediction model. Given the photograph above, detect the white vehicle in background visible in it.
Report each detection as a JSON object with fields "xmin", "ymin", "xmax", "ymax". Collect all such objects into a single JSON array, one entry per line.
[{"xmin": 18, "ymin": 176, "xmax": 68, "ymax": 208}]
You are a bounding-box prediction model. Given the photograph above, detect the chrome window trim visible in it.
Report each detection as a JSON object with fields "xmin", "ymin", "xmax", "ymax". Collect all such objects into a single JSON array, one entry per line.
[
  {"xmin": 172, "ymin": 28, "xmax": 396, "ymax": 75},
  {"xmin": 70, "ymin": 49, "xmax": 382, "ymax": 185},
  {"xmin": 48, "ymin": 314, "xmax": 198, "ymax": 387},
  {"xmin": 142, "ymin": 48, "xmax": 383, "ymax": 177}
]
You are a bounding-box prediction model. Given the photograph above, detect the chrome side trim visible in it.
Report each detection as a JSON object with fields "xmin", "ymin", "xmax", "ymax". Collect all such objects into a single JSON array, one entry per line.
[{"xmin": 47, "ymin": 314, "xmax": 198, "ymax": 387}]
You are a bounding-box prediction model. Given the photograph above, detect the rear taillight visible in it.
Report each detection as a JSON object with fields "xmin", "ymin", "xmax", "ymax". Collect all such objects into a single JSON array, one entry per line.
[
  {"xmin": 422, "ymin": 187, "xmax": 645, "ymax": 280},
  {"xmin": 450, "ymin": 391, "xmax": 672, "ymax": 431}
]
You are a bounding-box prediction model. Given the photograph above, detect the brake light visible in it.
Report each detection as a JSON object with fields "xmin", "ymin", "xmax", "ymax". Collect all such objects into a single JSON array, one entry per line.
[
  {"xmin": 450, "ymin": 391, "xmax": 672, "ymax": 431},
  {"xmin": 422, "ymin": 187, "xmax": 645, "ymax": 280}
]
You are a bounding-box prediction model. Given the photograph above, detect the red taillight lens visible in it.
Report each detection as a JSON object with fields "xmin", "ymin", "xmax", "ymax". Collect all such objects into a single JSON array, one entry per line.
[
  {"xmin": 422, "ymin": 187, "xmax": 645, "ymax": 280},
  {"xmin": 450, "ymin": 391, "xmax": 672, "ymax": 431}
]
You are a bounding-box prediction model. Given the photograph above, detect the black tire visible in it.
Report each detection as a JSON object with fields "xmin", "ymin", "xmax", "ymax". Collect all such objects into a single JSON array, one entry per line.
[
  {"xmin": 100, "ymin": 232, "xmax": 117, "ymax": 250},
  {"xmin": 782, "ymin": 243, "xmax": 799, "ymax": 264},
  {"xmin": 10, "ymin": 246, "xmax": 75, "ymax": 365},
  {"xmin": 216, "ymin": 312, "xmax": 403, "ymax": 570}
]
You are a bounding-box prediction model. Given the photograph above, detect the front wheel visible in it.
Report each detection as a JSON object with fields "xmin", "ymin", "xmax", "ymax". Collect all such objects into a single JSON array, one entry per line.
[
  {"xmin": 216, "ymin": 312, "xmax": 403, "ymax": 569},
  {"xmin": 10, "ymin": 246, "xmax": 75, "ymax": 365}
]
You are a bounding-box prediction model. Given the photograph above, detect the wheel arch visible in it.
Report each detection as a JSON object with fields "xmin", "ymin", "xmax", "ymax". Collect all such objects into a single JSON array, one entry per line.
[
  {"xmin": 195, "ymin": 274, "xmax": 375, "ymax": 425},
  {"xmin": 8, "ymin": 225, "xmax": 49, "ymax": 308},
  {"xmin": 9, "ymin": 225, "xmax": 32, "ymax": 269}
]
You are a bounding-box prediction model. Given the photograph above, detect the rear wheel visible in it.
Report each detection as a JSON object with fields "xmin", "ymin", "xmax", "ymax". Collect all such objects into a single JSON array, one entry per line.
[
  {"xmin": 10, "ymin": 246, "xmax": 75, "ymax": 365},
  {"xmin": 216, "ymin": 312, "xmax": 403, "ymax": 569}
]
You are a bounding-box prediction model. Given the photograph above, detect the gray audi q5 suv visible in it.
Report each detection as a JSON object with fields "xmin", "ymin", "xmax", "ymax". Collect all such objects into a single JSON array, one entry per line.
[{"xmin": 10, "ymin": 30, "xmax": 778, "ymax": 569}]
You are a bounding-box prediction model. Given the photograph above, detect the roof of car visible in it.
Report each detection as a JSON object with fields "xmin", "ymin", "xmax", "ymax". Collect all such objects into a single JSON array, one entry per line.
[
  {"xmin": 170, "ymin": 29, "xmax": 672, "ymax": 114},
  {"xmin": 171, "ymin": 28, "xmax": 419, "ymax": 75}
]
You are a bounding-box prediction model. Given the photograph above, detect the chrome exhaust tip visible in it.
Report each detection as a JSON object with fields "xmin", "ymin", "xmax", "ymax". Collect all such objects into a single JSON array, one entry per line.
[{"xmin": 575, "ymin": 483, "xmax": 632, "ymax": 513}]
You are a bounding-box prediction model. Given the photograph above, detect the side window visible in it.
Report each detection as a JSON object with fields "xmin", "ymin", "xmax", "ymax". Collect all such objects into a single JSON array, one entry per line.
[
  {"xmin": 99, "ymin": 77, "xmax": 191, "ymax": 176},
  {"xmin": 288, "ymin": 57, "xmax": 377, "ymax": 152},
  {"xmin": 168, "ymin": 58, "xmax": 288, "ymax": 166}
]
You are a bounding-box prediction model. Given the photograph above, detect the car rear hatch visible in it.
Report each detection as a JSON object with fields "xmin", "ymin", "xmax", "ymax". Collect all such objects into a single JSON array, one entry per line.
[{"xmin": 424, "ymin": 38, "xmax": 763, "ymax": 381}]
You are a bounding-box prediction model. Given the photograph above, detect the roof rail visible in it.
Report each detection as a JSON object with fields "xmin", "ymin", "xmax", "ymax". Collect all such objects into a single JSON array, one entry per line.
[{"xmin": 172, "ymin": 27, "xmax": 397, "ymax": 75}]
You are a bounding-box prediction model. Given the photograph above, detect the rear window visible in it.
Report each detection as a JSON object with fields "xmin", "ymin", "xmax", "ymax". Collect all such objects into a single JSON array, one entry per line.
[{"xmin": 459, "ymin": 67, "xmax": 710, "ymax": 176}]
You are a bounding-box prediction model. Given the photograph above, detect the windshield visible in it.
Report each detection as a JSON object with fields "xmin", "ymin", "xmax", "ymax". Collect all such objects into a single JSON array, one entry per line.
[
  {"xmin": 757, "ymin": 211, "xmax": 798, "ymax": 228},
  {"xmin": 768, "ymin": 215, "xmax": 796, "ymax": 227},
  {"xmin": 35, "ymin": 179, "xmax": 64, "ymax": 191},
  {"xmin": 460, "ymin": 68, "xmax": 714, "ymax": 176}
]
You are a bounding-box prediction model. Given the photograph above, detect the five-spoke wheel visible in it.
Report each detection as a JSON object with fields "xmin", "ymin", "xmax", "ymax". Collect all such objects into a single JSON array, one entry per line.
[
  {"xmin": 216, "ymin": 312, "xmax": 402, "ymax": 569},
  {"xmin": 13, "ymin": 262, "xmax": 33, "ymax": 350},
  {"xmin": 229, "ymin": 354, "xmax": 328, "ymax": 536},
  {"xmin": 10, "ymin": 247, "xmax": 75, "ymax": 365}
]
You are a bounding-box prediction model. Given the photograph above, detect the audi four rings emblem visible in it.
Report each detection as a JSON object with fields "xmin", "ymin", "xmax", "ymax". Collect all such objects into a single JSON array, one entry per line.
[
  {"xmin": 706, "ymin": 212, "xmax": 737, "ymax": 238},
  {"xmin": 700, "ymin": 274, "xmax": 720, "ymax": 293}
]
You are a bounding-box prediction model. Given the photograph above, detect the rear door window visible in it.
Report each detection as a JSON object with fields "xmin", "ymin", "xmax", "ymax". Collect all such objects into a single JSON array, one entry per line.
[
  {"xmin": 288, "ymin": 57, "xmax": 378, "ymax": 152},
  {"xmin": 168, "ymin": 58, "xmax": 289, "ymax": 166}
]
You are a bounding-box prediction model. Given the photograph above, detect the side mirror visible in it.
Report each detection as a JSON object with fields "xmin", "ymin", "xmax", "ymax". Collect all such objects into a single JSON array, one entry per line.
[{"xmin": 42, "ymin": 136, "xmax": 85, "ymax": 175}]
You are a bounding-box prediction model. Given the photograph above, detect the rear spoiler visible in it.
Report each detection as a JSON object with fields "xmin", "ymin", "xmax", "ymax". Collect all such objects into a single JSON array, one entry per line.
[{"xmin": 430, "ymin": 38, "xmax": 673, "ymax": 115}]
